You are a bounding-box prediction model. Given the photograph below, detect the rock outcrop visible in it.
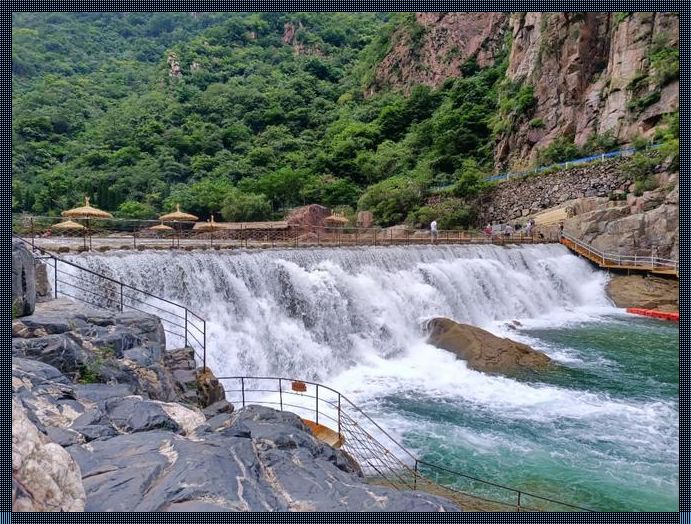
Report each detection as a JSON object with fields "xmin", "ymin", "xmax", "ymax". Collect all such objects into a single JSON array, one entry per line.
[
  {"xmin": 497, "ymin": 12, "xmax": 678, "ymax": 169},
  {"xmin": 368, "ymin": 13, "xmax": 677, "ymax": 169},
  {"xmin": 286, "ymin": 204, "xmax": 331, "ymax": 229},
  {"xmin": 369, "ymin": 13, "xmax": 510, "ymax": 95},
  {"xmin": 13, "ymin": 353, "xmax": 459, "ymax": 512},
  {"xmin": 13, "ymin": 299, "xmax": 179, "ymax": 402},
  {"xmin": 606, "ymin": 275, "xmax": 678, "ymax": 311},
  {"xmin": 13, "ymin": 240, "xmax": 36, "ymax": 317},
  {"xmin": 426, "ymin": 318, "xmax": 551, "ymax": 374},
  {"xmin": 13, "ymin": 398, "xmax": 86, "ymax": 512}
]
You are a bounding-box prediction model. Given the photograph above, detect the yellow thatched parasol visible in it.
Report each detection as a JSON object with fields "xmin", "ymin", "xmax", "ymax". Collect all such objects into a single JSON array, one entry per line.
[
  {"xmin": 61, "ymin": 196, "xmax": 112, "ymax": 250},
  {"xmin": 159, "ymin": 204, "xmax": 198, "ymax": 222},
  {"xmin": 324, "ymin": 214, "xmax": 349, "ymax": 226},
  {"xmin": 147, "ymin": 223, "xmax": 175, "ymax": 232},
  {"xmin": 51, "ymin": 219, "xmax": 86, "ymax": 231},
  {"xmin": 61, "ymin": 196, "xmax": 113, "ymax": 219},
  {"xmin": 195, "ymin": 215, "xmax": 219, "ymax": 247},
  {"xmin": 159, "ymin": 204, "xmax": 198, "ymax": 248}
]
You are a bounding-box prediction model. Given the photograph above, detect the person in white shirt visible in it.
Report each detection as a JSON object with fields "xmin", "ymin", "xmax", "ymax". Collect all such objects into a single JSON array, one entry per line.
[{"xmin": 430, "ymin": 220, "xmax": 438, "ymax": 244}]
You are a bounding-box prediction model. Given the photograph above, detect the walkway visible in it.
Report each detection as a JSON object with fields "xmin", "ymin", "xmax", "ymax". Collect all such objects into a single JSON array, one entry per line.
[{"xmin": 560, "ymin": 234, "xmax": 678, "ymax": 278}]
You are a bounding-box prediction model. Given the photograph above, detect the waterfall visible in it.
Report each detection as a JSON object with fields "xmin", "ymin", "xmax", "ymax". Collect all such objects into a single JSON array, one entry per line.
[{"xmin": 65, "ymin": 244, "xmax": 611, "ymax": 380}]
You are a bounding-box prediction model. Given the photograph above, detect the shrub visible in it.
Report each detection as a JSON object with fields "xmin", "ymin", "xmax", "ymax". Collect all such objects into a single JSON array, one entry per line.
[
  {"xmin": 581, "ymin": 131, "xmax": 619, "ymax": 155},
  {"xmin": 623, "ymin": 152, "xmax": 659, "ymax": 195},
  {"xmin": 529, "ymin": 118, "xmax": 545, "ymax": 129},
  {"xmin": 451, "ymin": 159, "xmax": 489, "ymax": 198},
  {"xmin": 627, "ymin": 91, "xmax": 661, "ymax": 113},
  {"xmin": 221, "ymin": 191, "xmax": 272, "ymax": 222},
  {"xmin": 357, "ymin": 175, "xmax": 426, "ymax": 227},
  {"xmin": 537, "ymin": 136, "xmax": 580, "ymax": 166},
  {"xmin": 116, "ymin": 200, "xmax": 156, "ymax": 220},
  {"xmin": 408, "ymin": 198, "xmax": 474, "ymax": 230}
]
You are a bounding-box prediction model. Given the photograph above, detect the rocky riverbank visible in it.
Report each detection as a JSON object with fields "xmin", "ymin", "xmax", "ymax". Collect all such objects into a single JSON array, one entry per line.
[
  {"xmin": 12, "ymin": 240, "xmax": 459, "ymax": 512},
  {"xmin": 606, "ymin": 274, "xmax": 678, "ymax": 312}
]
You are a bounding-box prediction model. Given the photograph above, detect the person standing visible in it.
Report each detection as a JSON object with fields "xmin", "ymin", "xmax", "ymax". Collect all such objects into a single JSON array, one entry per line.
[
  {"xmin": 559, "ymin": 222, "xmax": 564, "ymax": 238},
  {"xmin": 430, "ymin": 220, "xmax": 438, "ymax": 244}
]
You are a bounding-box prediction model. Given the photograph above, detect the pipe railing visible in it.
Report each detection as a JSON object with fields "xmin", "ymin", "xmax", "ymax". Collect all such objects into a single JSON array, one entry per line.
[
  {"xmin": 14, "ymin": 214, "xmax": 560, "ymax": 252},
  {"xmin": 218, "ymin": 376, "xmax": 595, "ymax": 512},
  {"xmin": 561, "ymin": 233, "xmax": 678, "ymax": 273},
  {"xmin": 14, "ymin": 236, "xmax": 207, "ymax": 368}
]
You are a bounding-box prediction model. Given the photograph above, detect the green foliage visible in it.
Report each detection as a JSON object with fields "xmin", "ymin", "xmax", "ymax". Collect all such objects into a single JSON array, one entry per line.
[
  {"xmin": 492, "ymin": 78, "xmax": 536, "ymax": 135},
  {"xmin": 622, "ymin": 152, "xmax": 659, "ymax": 195},
  {"xmin": 13, "ymin": 13, "xmax": 590, "ymax": 231},
  {"xmin": 529, "ymin": 118, "xmax": 545, "ymax": 129},
  {"xmin": 221, "ymin": 190, "xmax": 272, "ymax": 222},
  {"xmin": 408, "ymin": 198, "xmax": 474, "ymax": 230},
  {"xmin": 581, "ymin": 131, "xmax": 619, "ymax": 154},
  {"xmin": 614, "ymin": 12, "xmax": 633, "ymax": 26},
  {"xmin": 627, "ymin": 91, "xmax": 661, "ymax": 113},
  {"xmin": 452, "ymin": 159, "xmax": 488, "ymax": 198},
  {"xmin": 117, "ymin": 200, "xmax": 156, "ymax": 219},
  {"xmin": 655, "ymin": 111, "xmax": 679, "ymax": 171},
  {"xmin": 357, "ymin": 175, "xmax": 426, "ymax": 227},
  {"xmin": 648, "ymin": 33, "xmax": 679, "ymax": 87},
  {"xmin": 537, "ymin": 136, "xmax": 580, "ymax": 166}
]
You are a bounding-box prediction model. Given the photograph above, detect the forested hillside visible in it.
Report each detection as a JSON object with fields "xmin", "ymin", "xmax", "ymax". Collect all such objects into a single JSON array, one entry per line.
[{"xmin": 12, "ymin": 12, "xmax": 678, "ymax": 228}]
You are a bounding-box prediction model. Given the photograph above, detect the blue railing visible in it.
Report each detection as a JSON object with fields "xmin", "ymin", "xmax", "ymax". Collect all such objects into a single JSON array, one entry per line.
[{"xmin": 431, "ymin": 143, "xmax": 660, "ymax": 192}]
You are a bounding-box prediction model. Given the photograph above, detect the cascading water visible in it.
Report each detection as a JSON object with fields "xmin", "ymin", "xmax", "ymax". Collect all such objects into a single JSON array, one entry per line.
[{"xmin": 65, "ymin": 244, "xmax": 678, "ymax": 511}]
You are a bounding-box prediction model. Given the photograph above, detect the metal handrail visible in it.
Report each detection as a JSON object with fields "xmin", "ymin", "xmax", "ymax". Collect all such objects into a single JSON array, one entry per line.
[
  {"xmin": 14, "ymin": 235, "xmax": 208, "ymax": 368},
  {"xmin": 14, "ymin": 213, "xmax": 561, "ymax": 251},
  {"xmin": 218, "ymin": 376, "xmax": 595, "ymax": 512},
  {"xmin": 561, "ymin": 233, "xmax": 678, "ymax": 272}
]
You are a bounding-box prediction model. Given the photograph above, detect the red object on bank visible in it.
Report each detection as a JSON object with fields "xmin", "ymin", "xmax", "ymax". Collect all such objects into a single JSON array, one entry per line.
[{"xmin": 626, "ymin": 308, "xmax": 679, "ymax": 322}]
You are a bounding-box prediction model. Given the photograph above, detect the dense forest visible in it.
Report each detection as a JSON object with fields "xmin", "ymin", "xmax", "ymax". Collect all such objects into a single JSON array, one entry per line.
[{"xmin": 12, "ymin": 13, "xmax": 679, "ymax": 228}]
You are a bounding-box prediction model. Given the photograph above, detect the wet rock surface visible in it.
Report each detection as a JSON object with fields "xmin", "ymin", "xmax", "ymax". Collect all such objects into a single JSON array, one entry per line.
[
  {"xmin": 426, "ymin": 317, "xmax": 552, "ymax": 374},
  {"xmin": 13, "ymin": 240, "xmax": 36, "ymax": 317},
  {"xmin": 607, "ymin": 274, "xmax": 678, "ymax": 311},
  {"xmin": 13, "ymin": 296, "xmax": 460, "ymax": 511}
]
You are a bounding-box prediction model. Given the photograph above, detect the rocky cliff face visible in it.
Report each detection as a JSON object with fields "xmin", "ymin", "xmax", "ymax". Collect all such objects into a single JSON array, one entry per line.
[
  {"xmin": 498, "ymin": 12, "xmax": 678, "ymax": 168},
  {"xmin": 370, "ymin": 13, "xmax": 678, "ymax": 168},
  {"xmin": 368, "ymin": 13, "xmax": 510, "ymax": 95}
]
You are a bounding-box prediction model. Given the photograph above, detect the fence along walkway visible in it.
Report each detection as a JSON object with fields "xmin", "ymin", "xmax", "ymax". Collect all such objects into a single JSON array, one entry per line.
[
  {"xmin": 221, "ymin": 376, "xmax": 595, "ymax": 512},
  {"xmin": 16, "ymin": 215, "xmax": 560, "ymax": 252},
  {"xmin": 14, "ymin": 236, "xmax": 208, "ymax": 368},
  {"xmin": 560, "ymin": 233, "xmax": 678, "ymax": 278}
]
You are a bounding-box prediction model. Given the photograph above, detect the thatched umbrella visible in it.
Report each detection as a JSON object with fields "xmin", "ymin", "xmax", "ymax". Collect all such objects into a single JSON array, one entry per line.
[
  {"xmin": 51, "ymin": 219, "xmax": 86, "ymax": 231},
  {"xmin": 147, "ymin": 222, "xmax": 176, "ymax": 247},
  {"xmin": 51, "ymin": 219, "xmax": 86, "ymax": 241},
  {"xmin": 61, "ymin": 196, "xmax": 113, "ymax": 250},
  {"xmin": 159, "ymin": 204, "xmax": 198, "ymax": 248},
  {"xmin": 195, "ymin": 215, "xmax": 219, "ymax": 247},
  {"xmin": 324, "ymin": 214, "xmax": 349, "ymax": 226}
]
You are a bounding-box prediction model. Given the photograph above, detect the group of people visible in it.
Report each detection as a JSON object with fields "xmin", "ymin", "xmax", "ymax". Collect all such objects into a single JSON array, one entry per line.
[{"xmin": 427, "ymin": 217, "xmax": 559, "ymax": 243}]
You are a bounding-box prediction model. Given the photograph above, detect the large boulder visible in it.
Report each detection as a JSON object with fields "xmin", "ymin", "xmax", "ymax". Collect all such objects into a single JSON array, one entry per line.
[
  {"xmin": 13, "ymin": 300, "xmax": 177, "ymax": 401},
  {"xmin": 607, "ymin": 275, "xmax": 678, "ymax": 311},
  {"xmin": 13, "ymin": 240, "xmax": 36, "ymax": 317},
  {"xmin": 68, "ymin": 405, "xmax": 459, "ymax": 512},
  {"xmin": 13, "ymin": 398, "xmax": 85, "ymax": 511},
  {"xmin": 286, "ymin": 204, "xmax": 331, "ymax": 229},
  {"xmin": 426, "ymin": 318, "xmax": 552, "ymax": 374}
]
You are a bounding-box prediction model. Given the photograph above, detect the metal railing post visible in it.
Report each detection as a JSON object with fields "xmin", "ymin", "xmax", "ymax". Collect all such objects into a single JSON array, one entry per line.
[
  {"xmin": 53, "ymin": 258, "xmax": 58, "ymax": 298},
  {"xmin": 241, "ymin": 377, "xmax": 246, "ymax": 408},
  {"xmin": 414, "ymin": 460, "xmax": 418, "ymax": 490},
  {"xmin": 184, "ymin": 309, "xmax": 188, "ymax": 347},
  {"xmin": 337, "ymin": 393, "xmax": 341, "ymax": 439},
  {"xmin": 315, "ymin": 384, "xmax": 319, "ymax": 424},
  {"xmin": 517, "ymin": 491, "xmax": 521, "ymax": 511},
  {"xmin": 203, "ymin": 319, "xmax": 207, "ymax": 370},
  {"xmin": 120, "ymin": 283, "xmax": 124, "ymax": 312},
  {"xmin": 30, "ymin": 217, "xmax": 35, "ymax": 250},
  {"xmin": 278, "ymin": 378, "xmax": 283, "ymax": 411}
]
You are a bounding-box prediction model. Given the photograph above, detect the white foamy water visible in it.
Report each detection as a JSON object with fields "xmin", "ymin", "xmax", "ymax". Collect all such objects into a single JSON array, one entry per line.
[{"xmin": 62, "ymin": 244, "xmax": 678, "ymax": 509}]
